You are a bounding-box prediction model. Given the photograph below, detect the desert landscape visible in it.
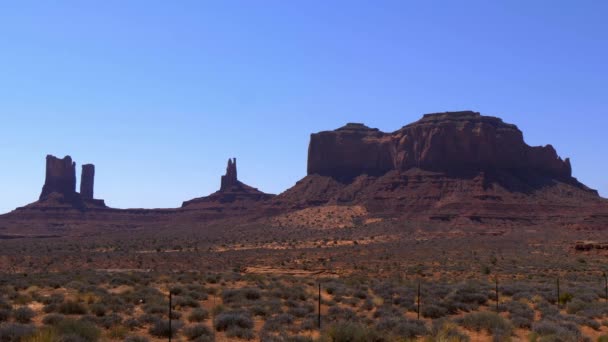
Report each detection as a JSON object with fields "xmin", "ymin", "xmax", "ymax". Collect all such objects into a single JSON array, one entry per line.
[{"xmin": 1, "ymin": 111, "xmax": 607, "ymax": 341}]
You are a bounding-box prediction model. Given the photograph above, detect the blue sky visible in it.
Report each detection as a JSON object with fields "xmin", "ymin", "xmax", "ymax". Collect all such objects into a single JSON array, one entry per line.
[{"xmin": 1, "ymin": 1, "xmax": 607, "ymax": 213}]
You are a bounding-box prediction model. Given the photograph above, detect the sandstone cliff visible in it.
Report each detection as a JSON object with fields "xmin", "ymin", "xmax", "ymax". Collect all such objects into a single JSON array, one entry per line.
[
  {"xmin": 276, "ymin": 111, "xmax": 601, "ymax": 222},
  {"xmin": 80, "ymin": 164, "xmax": 95, "ymax": 200},
  {"xmin": 307, "ymin": 111, "xmax": 573, "ymax": 181},
  {"xmin": 39, "ymin": 155, "xmax": 77, "ymax": 200}
]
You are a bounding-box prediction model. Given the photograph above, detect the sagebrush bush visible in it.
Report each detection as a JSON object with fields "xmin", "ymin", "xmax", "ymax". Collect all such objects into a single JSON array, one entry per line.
[
  {"xmin": 0, "ymin": 309, "xmax": 10, "ymax": 323},
  {"xmin": 188, "ymin": 308, "xmax": 209, "ymax": 322},
  {"xmin": 323, "ymin": 322, "xmax": 384, "ymax": 342},
  {"xmin": 89, "ymin": 303, "xmax": 107, "ymax": 317},
  {"xmin": 214, "ymin": 311, "xmax": 253, "ymax": 331},
  {"xmin": 422, "ymin": 304, "xmax": 448, "ymax": 319},
  {"xmin": 226, "ymin": 326, "xmax": 255, "ymax": 340},
  {"xmin": 124, "ymin": 335, "xmax": 149, "ymax": 342},
  {"xmin": 42, "ymin": 313, "xmax": 66, "ymax": 325},
  {"xmin": 457, "ymin": 312, "xmax": 513, "ymax": 335},
  {"xmin": 55, "ymin": 319, "xmax": 101, "ymax": 342},
  {"xmin": 0, "ymin": 323, "xmax": 35, "ymax": 342},
  {"xmin": 149, "ymin": 320, "xmax": 183, "ymax": 338},
  {"xmin": 13, "ymin": 307, "xmax": 35, "ymax": 324},
  {"xmin": 375, "ymin": 317, "xmax": 427, "ymax": 338},
  {"xmin": 183, "ymin": 324, "xmax": 213, "ymax": 341},
  {"xmin": 59, "ymin": 301, "xmax": 87, "ymax": 315},
  {"xmin": 504, "ymin": 301, "xmax": 534, "ymax": 329}
]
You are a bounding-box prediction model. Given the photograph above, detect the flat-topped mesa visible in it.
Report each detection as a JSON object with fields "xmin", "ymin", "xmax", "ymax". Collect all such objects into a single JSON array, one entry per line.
[
  {"xmin": 307, "ymin": 111, "xmax": 573, "ymax": 181},
  {"xmin": 80, "ymin": 164, "xmax": 95, "ymax": 200},
  {"xmin": 307, "ymin": 123, "xmax": 394, "ymax": 181},
  {"xmin": 220, "ymin": 158, "xmax": 238, "ymax": 191},
  {"xmin": 39, "ymin": 155, "xmax": 77, "ymax": 200}
]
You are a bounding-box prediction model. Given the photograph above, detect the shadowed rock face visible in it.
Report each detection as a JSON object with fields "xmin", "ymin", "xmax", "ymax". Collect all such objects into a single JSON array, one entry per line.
[
  {"xmin": 80, "ymin": 164, "xmax": 95, "ymax": 200},
  {"xmin": 220, "ymin": 158, "xmax": 238, "ymax": 191},
  {"xmin": 39, "ymin": 155, "xmax": 77, "ymax": 200},
  {"xmin": 308, "ymin": 111, "xmax": 573, "ymax": 181}
]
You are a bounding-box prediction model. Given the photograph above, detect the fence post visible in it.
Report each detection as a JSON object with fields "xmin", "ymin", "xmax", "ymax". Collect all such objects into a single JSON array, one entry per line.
[
  {"xmin": 604, "ymin": 272, "xmax": 607, "ymax": 303},
  {"xmin": 318, "ymin": 283, "xmax": 321, "ymax": 330},
  {"xmin": 169, "ymin": 291, "xmax": 172, "ymax": 342},
  {"xmin": 417, "ymin": 281, "xmax": 421, "ymax": 320}
]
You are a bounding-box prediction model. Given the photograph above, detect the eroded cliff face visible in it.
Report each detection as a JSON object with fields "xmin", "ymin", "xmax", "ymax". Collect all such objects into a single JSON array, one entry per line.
[
  {"xmin": 39, "ymin": 155, "xmax": 77, "ymax": 200},
  {"xmin": 80, "ymin": 164, "xmax": 95, "ymax": 200},
  {"xmin": 307, "ymin": 111, "xmax": 573, "ymax": 181},
  {"xmin": 278, "ymin": 111, "xmax": 601, "ymax": 221}
]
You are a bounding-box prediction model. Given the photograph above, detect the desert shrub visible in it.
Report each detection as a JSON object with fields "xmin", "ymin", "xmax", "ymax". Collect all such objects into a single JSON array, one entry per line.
[
  {"xmin": 532, "ymin": 320, "xmax": 580, "ymax": 341},
  {"xmin": 250, "ymin": 305, "xmax": 268, "ymax": 317},
  {"xmin": 262, "ymin": 314, "xmax": 295, "ymax": 332},
  {"xmin": 504, "ymin": 301, "xmax": 534, "ymax": 328},
  {"xmin": 327, "ymin": 307, "xmax": 357, "ymax": 322},
  {"xmin": 143, "ymin": 303, "xmax": 166, "ymax": 315},
  {"xmin": 107, "ymin": 326, "xmax": 128, "ymax": 339},
  {"xmin": 170, "ymin": 310, "xmax": 182, "ymax": 320},
  {"xmin": 183, "ymin": 324, "xmax": 213, "ymax": 341},
  {"xmin": 42, "ymin": 303, "xmax": 58, "ymax": 314},
  {"xmin": 41, "ymin": 294, "xmax": 65, "ymax": 305},
  {"xmin": 323, "ymin": 322, "xmax": 384, "ymax": 342},
  {"xmin": 288, "ymin": 304, "xmax": 313, "ymax": 318},
  {"xmin": 243, "ymin": 288, "xmax": 261, "ymax": 301},
  {"xmin": 97, "ymin": 313, "xmax": 122, "ymax": 329},
  {"xmin": 13, "ymin": 307, "xmax": 35, "ymax": 324},
  {"xmin": 169, "ymin": 286, "xmax": 185, "ymax": 296},
  {"xmin": 22, "ymin": 327, "xmax": 59, "ymax": 342},
  {"xmin": 536, "ymin": 301, "xmax": 560, "ymax": 319},
  {"xmin": 361, "ymin": 299, "xmax": 374, "ymax": 311},
  {"xmin": 89, "ymin": 303, "xmax": 106, "ymax": 317},
  {"xmin": 214, "ymin": 311, "xmax": 253, "ymax": 331},
  {"xmin": 558, "ymin": 292, "xmax": 573, "ymax": 306},
  {"xmin": 422, "ymin": 304, "xmax": 448, "ymax": 319},
  {"xmin": 0, "ymin": 300, "xmax": 11, "ymax": 311},
  {"xmin": 221, "ymin": 288, "xmax": 261, "ymax": 304},
  {"xmin": 562, "ymin": 314, "xmax": 600, "ymax": 331},
  {"xmin": 0, "ymin": 323, "xmax": 35, "ymax": 342},
  {"xmin": 42, "ymin": 314, "xmax": 66, "ymax": 326},
  {"xmin": 175, "ymin": 296, "xmax": 200, "ymax": 308},
  {"xmin": 226, "ymin": 326, "xmax": 255, "ymax": 340},
  {"xmin": 430, "ymin": 319, "xmax": 470, "ymax": 342},
  {"xmin": 148, "ymin": 320, "xmax": 183, "ymax": 338},
  {"xmin": 122, "ymin": 318, "xmax": 139, "ymax": 330},
  {"xmin": 372, "ymin": 305, "xmax": 400, "ymax": 319},
  {"xmin": 59, "ymin": 301, "xmax": 87, "ymax": 315},
  {"xmin": 188, "ymin": 308, "xmax": 209, "ymax": 322},
  {"xmin": 375, "ymin": 317, "xmax": 427, "ymax": 338},
  {"xmin": 138, "ymin": 314, "xmax": 160, "ymax": 325},
  {"xmin": 0, "ymin": 310, "xmax": 10, "ymax": 323},
  {"xmin": 124, "ymin": 335, "xmax": 149, "ymax": 342},
  {"xmin": 457, "ymin": 312, "xmax": 512, "ymax": 335},
  {"xmin": 446, "ymin": 282, "xmax": 489, "ymax": 310},
  {"xmin": 211, "ymin": 305, "xmax": 224, "ymax": 317},
  {"xmin": 55, "ymin": 319, "xmax": 101, "ymax": 341}
]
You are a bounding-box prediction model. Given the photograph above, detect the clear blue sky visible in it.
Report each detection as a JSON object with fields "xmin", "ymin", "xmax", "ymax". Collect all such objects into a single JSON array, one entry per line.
[{"xmin": 1, "ymin": 1, "xmax": 606, "ymax": 214}]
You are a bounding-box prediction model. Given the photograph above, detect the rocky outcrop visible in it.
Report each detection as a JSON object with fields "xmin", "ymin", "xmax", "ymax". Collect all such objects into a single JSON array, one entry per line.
[
  {"xmin": 307, "ymin": 111, "xmax": 573, "ymax": 181},
  {"xmin": 39, "ymin": 155, "xmax": 77, "ymax": 200},
  {"xmin": 277, "ymin": 111, "xmax": 601, "ymax": 220},
  {"xmin": 220, "ymin": 158, "xmax": 238, "ymax": 191},
  {"xmin": 182, "ymin": 158, "xmax": 274, "ymax": 209},
  {"xmin": 29, "ymin": 155, "xmax": 106, "ymax": 210},
  {"xmin": 80, "ymin": 164, "xmax": 95, "ymax": 200}
]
